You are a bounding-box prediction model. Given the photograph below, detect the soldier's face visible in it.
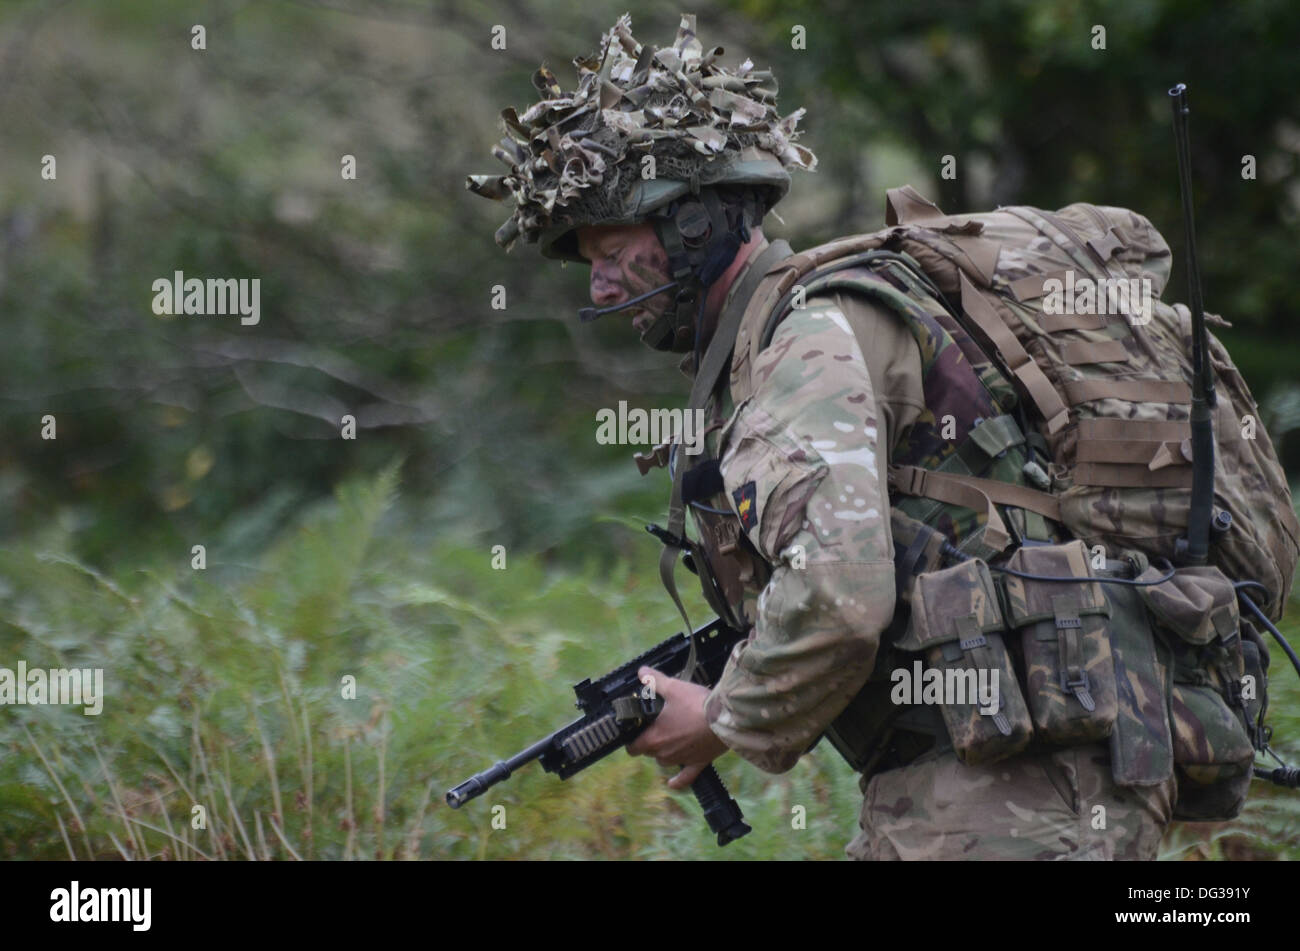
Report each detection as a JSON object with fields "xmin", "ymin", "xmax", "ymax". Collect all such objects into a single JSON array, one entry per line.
[{"xmin": 575, "ymin": 223, "xmax": 674, "ymax": 336}]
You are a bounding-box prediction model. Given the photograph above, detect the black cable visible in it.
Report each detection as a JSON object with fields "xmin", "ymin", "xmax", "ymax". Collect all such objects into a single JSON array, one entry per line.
[
  {"xmin": 988, "ymin": 560, "xmax": 1178, "ymax": 587},
  {"xmin": 1235, "ymin": 583, "xmax": 1300, "ymax": 681},
  {"xmin": 944, "ymin": 542, "xmax": 1179, "ymax": 587}
]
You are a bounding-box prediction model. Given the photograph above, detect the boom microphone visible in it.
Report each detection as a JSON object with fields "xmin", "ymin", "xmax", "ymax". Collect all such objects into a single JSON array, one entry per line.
[{"xmin": 578, "ymin": 280, "xmax": 680, "ymax": 322}]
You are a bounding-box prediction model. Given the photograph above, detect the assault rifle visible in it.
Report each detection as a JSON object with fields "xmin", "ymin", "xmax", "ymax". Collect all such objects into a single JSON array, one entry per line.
[{"xmin": 445, "ymin": 616, "xmax": 754, "ymax": 845}]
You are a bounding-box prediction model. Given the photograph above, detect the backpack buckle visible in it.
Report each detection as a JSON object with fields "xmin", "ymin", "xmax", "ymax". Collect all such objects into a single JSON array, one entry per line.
[{"xmin": 1060, "ymin": 669, "xmax": 1097, "ymax": 713}]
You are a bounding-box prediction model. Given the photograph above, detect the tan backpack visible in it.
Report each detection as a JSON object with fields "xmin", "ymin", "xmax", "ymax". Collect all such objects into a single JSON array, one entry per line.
[{"xmin": 730, "ymin": 185, "xmax": 1299, "ymax": 620}]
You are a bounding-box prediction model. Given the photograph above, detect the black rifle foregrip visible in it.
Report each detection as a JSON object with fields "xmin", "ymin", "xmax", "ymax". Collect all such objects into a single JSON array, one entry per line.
[{"xmin": 690, "ymin": 763, "xmax": 751, "ymax": 846}]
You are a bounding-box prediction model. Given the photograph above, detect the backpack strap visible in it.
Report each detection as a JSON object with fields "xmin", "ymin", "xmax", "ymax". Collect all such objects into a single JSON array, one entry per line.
[
  {"xmin": 957, "ymin": 273, "xmax": 1072, "ymax": 435},
  {"xmin": 887, "ymin": 464, "xmax": 1063, "ymax": 553},
  {"xmin": 731, "ymin": 235, "xmax": 896, "ymax": 403}
]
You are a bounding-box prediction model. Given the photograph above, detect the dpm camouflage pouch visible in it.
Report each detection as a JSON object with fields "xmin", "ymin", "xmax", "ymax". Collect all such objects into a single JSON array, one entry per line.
[
  {"xmin": 1001, "ymin": 540, "xmax": 1117, "ymax": 746},
  {"xmin": 899, "ymin": 558, "xmax": 1033, "ymax": 765},
  {"xmin": 1136, "ymin": 564, "xmax": 1257, "ymax": 820}
]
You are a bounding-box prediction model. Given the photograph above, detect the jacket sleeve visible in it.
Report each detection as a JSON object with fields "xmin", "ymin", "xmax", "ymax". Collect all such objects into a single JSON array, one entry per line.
[{"xmin": 704, "ymin": 297, "xmax": 898, "ymax": 773}]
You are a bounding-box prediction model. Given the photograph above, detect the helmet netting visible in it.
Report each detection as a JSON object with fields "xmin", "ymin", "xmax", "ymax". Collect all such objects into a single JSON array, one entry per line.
[{"xmin": 467, "ymin": 13, "xmax": 816, "ymax": 251}]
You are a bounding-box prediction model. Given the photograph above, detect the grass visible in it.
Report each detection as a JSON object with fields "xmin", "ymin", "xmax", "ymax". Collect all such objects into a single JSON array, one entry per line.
[{"xmin": 1, "ymin": 462, "xmax": 1297, "ymax": 860}]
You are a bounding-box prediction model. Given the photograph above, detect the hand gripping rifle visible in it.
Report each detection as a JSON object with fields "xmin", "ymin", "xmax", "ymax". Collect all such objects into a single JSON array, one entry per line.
[
  {"xmin": 445, "ymin": 616, "xmax": 753, "ymax": 845},
  {"xmin": 1170, "ymin": 83, "xmax": 1300, "ymax": 789}
]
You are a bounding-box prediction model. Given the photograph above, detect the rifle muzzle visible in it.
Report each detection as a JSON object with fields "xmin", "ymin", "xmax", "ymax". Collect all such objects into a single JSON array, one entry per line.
[{"xmin": 445, "ymin": 761, "xmax": 511, "ymax": 808}]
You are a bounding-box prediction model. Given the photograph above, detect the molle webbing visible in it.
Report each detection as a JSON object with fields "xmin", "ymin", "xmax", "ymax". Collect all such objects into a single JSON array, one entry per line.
[
  {"xmin": 718, "ymin": 183, "xmax": 1296, "ymax": 627},
  {"xmin": 957, "ymin": 273, "xmax": 1071, "ymax": 435}
]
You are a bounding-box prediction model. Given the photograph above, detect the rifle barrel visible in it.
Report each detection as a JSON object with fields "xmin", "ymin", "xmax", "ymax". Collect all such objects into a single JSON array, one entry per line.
[{"xmin": 445, "ymin": 730, "xmax": 565, "ymax": 808}]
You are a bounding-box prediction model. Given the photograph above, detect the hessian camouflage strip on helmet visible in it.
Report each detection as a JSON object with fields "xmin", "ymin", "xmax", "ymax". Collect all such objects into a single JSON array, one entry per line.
[{"xmin": 466, "ymin": 13, "xmax": 817, "ymax": 260}]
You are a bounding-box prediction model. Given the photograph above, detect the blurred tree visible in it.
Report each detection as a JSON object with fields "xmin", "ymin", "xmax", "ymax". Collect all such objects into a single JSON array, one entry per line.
[{"xmin": 1, "ymin": 0, "xmax": 1297, "ymax": 562}]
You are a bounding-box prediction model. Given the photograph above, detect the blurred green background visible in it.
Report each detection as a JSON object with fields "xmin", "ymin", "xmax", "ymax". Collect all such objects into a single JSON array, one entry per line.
[{"xmin": 1, "ymin": 0, "xmax": 1298, "ymax": 860}]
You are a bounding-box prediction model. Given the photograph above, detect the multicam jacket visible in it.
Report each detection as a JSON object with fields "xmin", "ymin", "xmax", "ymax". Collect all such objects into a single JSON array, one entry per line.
[
  {"xmin": 691, "ymin": 241, "xmax": 935, "ymax": 772},
  {"xmin": 702, "ymin": 298, "xmax": 901, "ymax": 770}
]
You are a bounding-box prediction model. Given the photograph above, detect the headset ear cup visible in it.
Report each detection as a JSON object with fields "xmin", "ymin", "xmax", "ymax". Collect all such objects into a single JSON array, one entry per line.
[
  {"xmin": 674, "ymin": 200, "xmax": 712, "ymax": 248},
  {"xmin": 636, "ymin": 188, "xmax": 752, "ymax": 354}
]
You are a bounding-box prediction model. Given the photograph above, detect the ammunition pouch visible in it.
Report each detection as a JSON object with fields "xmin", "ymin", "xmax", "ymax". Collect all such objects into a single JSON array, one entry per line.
[
  {"xmin": 1135, "ymin": 564, "xmax": 1258, "ymax": 821},
  {"xmin": 836, "ymin": 543, "xmax": 1265, "ymax": 823},
  {"xmin": 897, "ymin": 558, "xmax": 1033, "ymax": 766},
  {"xmin": 1002, "ymin": 541, "xmax": 1117, "ymax": 746}
]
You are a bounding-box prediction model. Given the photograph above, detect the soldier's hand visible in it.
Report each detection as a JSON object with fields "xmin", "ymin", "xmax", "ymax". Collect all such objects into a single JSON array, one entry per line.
[{"xmin": 626, "ymin": 665, "xmax": 729, "ymax": 790}]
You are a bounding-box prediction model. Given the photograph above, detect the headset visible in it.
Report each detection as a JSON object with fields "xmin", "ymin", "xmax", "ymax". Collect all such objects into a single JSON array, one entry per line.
[{"xmin": 577, "ymin": 188, "xmax": 757, "ymax": 360}]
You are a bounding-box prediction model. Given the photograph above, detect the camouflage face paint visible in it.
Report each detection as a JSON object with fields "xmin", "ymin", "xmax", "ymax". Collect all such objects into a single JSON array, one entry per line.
[{"xmin": 584, "ymin": 225, "xmax": 674, "ymax": 333}]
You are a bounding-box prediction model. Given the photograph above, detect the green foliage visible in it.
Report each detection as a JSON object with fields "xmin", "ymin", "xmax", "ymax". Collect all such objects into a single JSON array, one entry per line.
[
  {"xmin": 4, "ymin": 465, "xmax": 1300, "ymax": 859},
  {"xmin": 0, "ymin": 466, "xmax": 862, "ymax": 860}
]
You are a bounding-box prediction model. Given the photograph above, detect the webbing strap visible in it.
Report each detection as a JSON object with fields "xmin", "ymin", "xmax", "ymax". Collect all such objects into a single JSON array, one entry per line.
[
  {"xmin": 657, "ymin": 239, "xmax": 794, "ymax": 635},
  {"xmin": 1008, "ymin": 268, "xmax": 1072, "ymax": 302},
  {"xmin": 945, "ymin": 233, "xmax": 1002, "ymax": 287},
  {"xmin": 889, "ymin": 465, "xmax": 1063, "ymax": 546},
  {"xmin": 1053, "ymin": 595, "xmax": 1096, "ymax": 712},
  {"xmin": 732, "ymin": 238, "xmax": 909, "ymax": 402},
  {"xmin": 1147, "ymin": 441, "xmax": 1191, "ymax": 470},
  {"xmin": 1076, "ymin": 438, "xmax": 1189, "ymax": 466},
  {"xmin": 1040, "ymin": 312, "xmax": 1114, "ymax": 333},
  {"xmin": 1059, "ymin": 339, "xmax": 1131, "ymax": 365},
  {"xmin": 890, "ymin": 466, "xmax": 1007, "ymax": 552},
  {"xmin": 1077, "ymin": 418, "xmax": 1189, "ymax": 441},
  {"xmin": 1063, "ymin": 378, "xmax": 1191, "ymax": 405},
  {"xmin": 958, "ymin": 272, "xmax": 1071, "ymax": 435},
  {"xmin": 1086, "ymin": 228, "xmax": 1125, "ymax": 263},
  {"xmin": 955, "ymin": 616, "xmax": 1012, "ymax": 733},
  {"xmin": 885, "ymin": 185, "xmax": 946, "ymax": 225},
  {"xmin": 1074, "ymin": 418, "xmax": 1191, "ymax": 468},
  {"xmin": 1038, "ymin": 208, "xmax": 1126, "ymax": 279},
  {"xmin": 1072, "ymin": 461, "xmax": 1194, "ymax": 488}
]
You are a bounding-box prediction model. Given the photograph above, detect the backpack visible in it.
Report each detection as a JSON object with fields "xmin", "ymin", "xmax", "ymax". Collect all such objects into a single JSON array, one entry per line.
[{"xmin": 730, "ymin": 185, "xmax": 1298, "ymax": 619}]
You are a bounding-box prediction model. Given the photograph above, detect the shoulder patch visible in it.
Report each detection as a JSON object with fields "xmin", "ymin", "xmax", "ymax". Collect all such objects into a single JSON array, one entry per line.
[{"xmin": 732, "ymin": 480, "xmax": 758, "ymax": 531}]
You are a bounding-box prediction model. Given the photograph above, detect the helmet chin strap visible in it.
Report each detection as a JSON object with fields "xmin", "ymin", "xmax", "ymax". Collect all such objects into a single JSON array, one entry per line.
[{"xmin": 640, "ymin": 189, "xmax": 752, "ymax": 353}]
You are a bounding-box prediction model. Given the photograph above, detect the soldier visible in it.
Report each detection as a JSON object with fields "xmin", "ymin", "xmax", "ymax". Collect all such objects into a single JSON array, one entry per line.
[{"xmin": 468, "ymin": 14, "xmax": 1177, "ymax": 859}]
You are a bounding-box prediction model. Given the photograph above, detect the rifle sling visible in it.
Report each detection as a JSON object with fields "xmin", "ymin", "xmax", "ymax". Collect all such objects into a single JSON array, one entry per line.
[{"xmin": 658, "ymin": 239, "xmax": 794, "ymax": 656}]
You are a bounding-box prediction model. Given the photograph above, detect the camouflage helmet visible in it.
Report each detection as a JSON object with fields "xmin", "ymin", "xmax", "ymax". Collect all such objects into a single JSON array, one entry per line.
[{"xmin": 467, "ymin": 13, "xmax": 816, "ymax": 263}]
